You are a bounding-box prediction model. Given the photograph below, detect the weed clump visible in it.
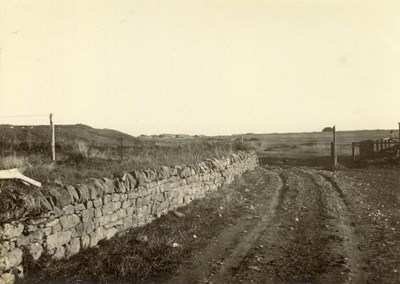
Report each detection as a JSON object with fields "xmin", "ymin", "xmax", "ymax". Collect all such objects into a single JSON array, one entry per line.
[
  {"xmin": 0, "ymin": 155, "xmax": 27, "ymax": 170},
  {"xmin": 0, "ymin": 181, "xmax": 45, "ymax": 225}
]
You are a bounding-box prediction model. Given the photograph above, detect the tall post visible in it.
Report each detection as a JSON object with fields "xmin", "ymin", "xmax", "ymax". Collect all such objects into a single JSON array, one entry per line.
[
  {"xmin": 333, "ymin": 125, "xmax": 336, "ymax": 142},
  {"xmin": 50, "ymin": 113, "xmax": 55, "ymax": 161},
  {"xmin": 352, "ymin": 142, "xmax": 355, "ymax": 162},
  {"xmin": 331, "ymin": 125, "xmax": 337, "ymax": 167}
]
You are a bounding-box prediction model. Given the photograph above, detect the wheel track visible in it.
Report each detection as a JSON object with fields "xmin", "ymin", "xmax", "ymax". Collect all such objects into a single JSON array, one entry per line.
[
  {"xmin": 299, "ymin": 168, "xmax": 364, "ymax": 283},
  {"xmin": 277, "ymin": 172, "xmax": 289, "ymax": 211},
  {"xmin": 171, "ymin": 166, "xmax": 366, "ymax": 283},
  {"xmin": 171, "ymin": 167, "xmax": 284, "ymax": 284},
  {"xmin": 281, "ymin": 168, "xmax": 333, "ymax": 281},
  {"xmin": 234, "ymin": 167, "xmax": 335, "ymax": 283},
  {"xmin": 210, "ymin": 167, "xmax": 286, "ymax": 283},
  {"xmin": 238, "ymin": 167, "xmax": 356, "ymax": 283},
  {"xmin": 318, "ymin": 172, "xmax": 349, "ymax": 206}
]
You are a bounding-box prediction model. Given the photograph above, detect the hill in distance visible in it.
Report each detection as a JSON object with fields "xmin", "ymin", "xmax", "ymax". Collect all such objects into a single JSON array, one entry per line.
[{"xmin": 0, "ymin": 124, "xmax": 141, "ymax": 146}]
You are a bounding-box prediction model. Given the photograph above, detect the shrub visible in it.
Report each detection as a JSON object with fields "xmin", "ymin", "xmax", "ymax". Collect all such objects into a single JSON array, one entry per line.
[
  {"xmin": 67, "ymin": 140, "xmax": 90, "ymax": 163},
  {"xmin": 322, "ymin": 127, "xmax": 333, "ymax": 132},
  {"xmin": 233, "ymin": 140, "xmax": 253, "ymax": 151},
  {"xmin": 89, "ymin": 148, "xmax": 109, "ymax": 159},
  {"xmin": 0, "ymin": 181, "xmax": 45, "ymax": 225}
]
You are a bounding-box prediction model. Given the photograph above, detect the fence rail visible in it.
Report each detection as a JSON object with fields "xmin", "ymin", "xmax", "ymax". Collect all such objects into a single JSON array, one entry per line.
[{"xmin": 352, "ymin": 138, "xmax": 400, "ymax": 161}]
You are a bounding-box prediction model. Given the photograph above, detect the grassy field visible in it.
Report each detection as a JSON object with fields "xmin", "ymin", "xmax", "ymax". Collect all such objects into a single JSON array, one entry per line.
[
  {"xmin": 0, "ymin": 124, "xmax": 246, "ymax": 185},
  {"xmin": 0, "ymin": 124, "xmax": 248, "ymax": 224},
  {"xmin": 232, "ymin": 129, "xmax": 399, "ymax": 167},
  {"xmin": 238, "ymin": 129, "xmax": 397, "ymax": 155},
  {"xmin": 1, "ymin": 125, "xmax": 396, "ymax": 184}
]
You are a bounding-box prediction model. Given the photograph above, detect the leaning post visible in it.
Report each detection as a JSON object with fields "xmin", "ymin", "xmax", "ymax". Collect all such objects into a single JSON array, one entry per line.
[
  {"xmin": 50, "ymin": 113, "xmax": 55, "ymax": 161},
  {"xmin": 331, "ymin": 125, "xmax": 337, "ymax": 167}
]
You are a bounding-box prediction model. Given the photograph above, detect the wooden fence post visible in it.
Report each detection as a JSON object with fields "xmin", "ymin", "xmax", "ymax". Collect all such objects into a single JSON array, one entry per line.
[
  {"xmin": 331, "ymin": 125, "xmax": 337, "ymax": 167},
  {"xmin": 331, "ymin": 142, "xmax": 337, "ymax": 166},
  {"xmin": 50, "ymin": 113, "xmax": 55, "ymax": 161}
]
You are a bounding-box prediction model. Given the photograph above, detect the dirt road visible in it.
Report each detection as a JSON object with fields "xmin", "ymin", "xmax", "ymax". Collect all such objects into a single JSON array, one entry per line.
[{"xmin": 171, "ymin": 165, "xmax": 400, "ymax": 283}]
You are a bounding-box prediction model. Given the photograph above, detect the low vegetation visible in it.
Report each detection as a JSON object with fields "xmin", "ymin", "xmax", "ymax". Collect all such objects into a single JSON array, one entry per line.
[
  {"xmin": 244, "ymin": 129, "xmax": 398, "ymax": 157},
  {"xmin": 0, "ymin": 124, "xmax": 252, "ymax": 224},
  {"xmin": 0, "ymin": 124, "xmax": 251, "ymax": 184},
  {"xmin": 0, "ymin": 155, "xmax": 27, "ymax": 171},
  {"xmin": 0, "ymin": 182, "xmax": 46, "ymax": 225}
]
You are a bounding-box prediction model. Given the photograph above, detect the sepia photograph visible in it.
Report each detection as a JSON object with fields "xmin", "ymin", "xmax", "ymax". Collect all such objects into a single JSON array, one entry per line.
[{"xmin": 0, "ymin": 0, "xmax": 399, "ymax": 283}]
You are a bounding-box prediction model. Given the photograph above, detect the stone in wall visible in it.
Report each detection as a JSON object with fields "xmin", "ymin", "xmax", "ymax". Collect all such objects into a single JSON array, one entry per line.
[
  {"xmin": 26, "ymin": 243, "xmax": 43, "ymax": 260},
  {"xmin": 48, "ymin": 188, "xmax": 72, "ymax": 208},
  {"xmin": 0, "ymin": 224, "xmax": 23, "ymax": 241},
  {"xmin": 46, "ymin": 231, "xmax": 72, "ymax": 250},
  {"xmin": 0, "ymin": 248, "xmax": 22, "ymax": 272}
]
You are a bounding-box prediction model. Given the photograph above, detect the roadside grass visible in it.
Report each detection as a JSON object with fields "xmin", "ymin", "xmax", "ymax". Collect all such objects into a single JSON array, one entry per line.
[
  {"xmin": 0, "ymin": 138, "xmax": 252, "ymax": 224},
  {"xmin": 0, "ymin": 155, "xmax": 27, "ymax": 170},
  {"xmin": 0, "ymin": 180, "xmax": 46, "ymax": 225},
  {"xmin": 0, "ymin": 130, "xmax": 253, "ymax": 224},
  {"xmin": 1, "ymin": 138, "xmax": 250, "ymax": 186},
  {"xmin": 20, "ymin": 170, "xmax": 259, "ymax": 283}
]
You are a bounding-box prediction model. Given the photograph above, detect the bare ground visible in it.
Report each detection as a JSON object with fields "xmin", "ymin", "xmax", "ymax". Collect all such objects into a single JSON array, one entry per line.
[{"xmin": 170, "ymin": 164, "xmax": 400, "ymax": 284}]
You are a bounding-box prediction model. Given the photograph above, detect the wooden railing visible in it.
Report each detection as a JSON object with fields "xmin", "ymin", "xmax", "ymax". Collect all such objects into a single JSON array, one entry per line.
[{"xmin": 352, "ymin": 138, "xmax": 400, "ymax": 161}]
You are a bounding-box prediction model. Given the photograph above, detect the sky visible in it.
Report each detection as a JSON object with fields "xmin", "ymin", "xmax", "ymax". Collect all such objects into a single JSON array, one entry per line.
[{"xmin": 0, "ymin": 0, "xmax": 399, "ymax": 136}]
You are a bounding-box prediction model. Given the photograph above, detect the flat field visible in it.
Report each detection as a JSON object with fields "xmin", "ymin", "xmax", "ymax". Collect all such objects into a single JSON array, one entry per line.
[{"xmin": 237, "ymin": 129, "xmax": 398, "ymax": 167}]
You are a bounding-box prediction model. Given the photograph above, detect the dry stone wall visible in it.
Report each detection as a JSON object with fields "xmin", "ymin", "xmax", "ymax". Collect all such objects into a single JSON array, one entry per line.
[{"xmin": 0, "ymin": 151, "xmax": 258, "ymax": 283}]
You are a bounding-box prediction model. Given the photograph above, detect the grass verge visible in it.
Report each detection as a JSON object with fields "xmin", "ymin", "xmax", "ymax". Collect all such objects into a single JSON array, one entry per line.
[
  {"xmin": 0, "ymin": 155, "xmax": 27, "ymax": 170},
  {"xmin": 2, "ymin": 139, "xmax": 251, "ymax": 186},
  {"xmin": 0, "ymin": 139, "xmax": 252, "ymax": 224}
]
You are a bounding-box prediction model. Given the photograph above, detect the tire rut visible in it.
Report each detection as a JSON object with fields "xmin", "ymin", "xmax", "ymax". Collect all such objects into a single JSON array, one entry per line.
[
  {"xmin": 171, "ymin": 166, "xmax": 366, "ymax": 283},
  {"xmin": 210, "ymin": 168, "xmax": 285, "ymax": 283},
  {"xmin": 318, "ymin": 172, "xmax": 348, "ymax": 206},
  {"xmin": 280, "ymin": 169, "xmax": 333, "ymax": 282},
  {"xmin": 235, "ymin": 167, "xmax": 357, "ymax": 283},
  {"xmin": 315, "ymin": 171, "xmax": 365, "ymax": 283},
  {"xmin": 277, "ymin": 172, "xmax": 289, "ymax": 211},
  {"xmin": 299, "ymin": 168, "xmax": 365, "ymax": 283},
  {"xmin": 170, "ymin": 168, "xmax": 283, "ymax": 284}
]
